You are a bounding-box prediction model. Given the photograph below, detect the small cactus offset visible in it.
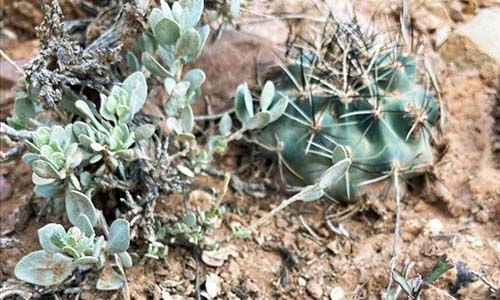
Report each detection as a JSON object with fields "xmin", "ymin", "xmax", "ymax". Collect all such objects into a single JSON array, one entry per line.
[{"xmin": 257, "ymin": 17, "xmax": 442, "ymax": 203}]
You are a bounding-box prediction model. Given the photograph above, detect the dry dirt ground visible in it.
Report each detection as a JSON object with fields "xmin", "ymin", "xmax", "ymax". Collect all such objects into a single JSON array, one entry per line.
[{"xmin": 1, "ymin": 1, "xmax": 500, "ymax": 299}]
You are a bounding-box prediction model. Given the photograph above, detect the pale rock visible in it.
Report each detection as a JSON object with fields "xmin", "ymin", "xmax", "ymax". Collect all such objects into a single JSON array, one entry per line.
[
  {"xmin": 425, "ymin": 218, "xmax": 444, "ymax": 235},
  {"xmin": 204, "ymin": 273, "xmax": 220, "ymax": 299},
  {"xmin": 329, "ymin": 286, "xmax": 346, "ymax": 300},
  {"xmin": 306, "ymin": 280, "xmax": 323, "ymax": 299},
  {"xmin": 455, "ymin": 8, "xmax": 500, "ymax": 62},
  {"xmin": 298, "ymin": 276, "xmax": 307, "ymax": 286}
]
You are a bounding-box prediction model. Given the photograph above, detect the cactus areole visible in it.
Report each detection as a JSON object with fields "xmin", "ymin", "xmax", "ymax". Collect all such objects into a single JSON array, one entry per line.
[{"xmin": 258, "ymin": 20, "xmax": 441, "ymax": 203}]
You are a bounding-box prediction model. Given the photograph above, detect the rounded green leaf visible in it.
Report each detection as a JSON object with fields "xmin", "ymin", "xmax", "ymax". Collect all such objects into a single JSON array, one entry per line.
[
  {"xmin": 153, "ymin": 18, "xmax": 180, "ymax": 46},
  {"xmin": 268, "ymin": 94, "xmax": 288, "ymax": 122},
  {"xmin": 32, "ymin": 160, "xmax": 63, "ymax": 180},
  {"xmin": 65, "ymin": 145, "xmax": 83, "ymax": 169},
  {"xmin": 246, "ymin": 111, "xmax": 271, "ymax": 130},
  {"xmin": 134, "ymin": 124, "xmax": 156, "ymax": 141},
  {"xmin": 73, "ymin": 256, "xmax": 99, "ymax": 266},
  {"xmin": 180, "ymin": 106, "xmax": 194, "ymax": 133},
  {"xmin": 22, "ymin": 153, "xmax": 40, "ymax": 165},
  {"xmin": 166, "ymin": 117, "xmax": 182, "ymax": 134},
  {"xmin": 14, "ymin": 97, "xmax": 35, "ymax": 120},
  {"xmin": 319, "ymin": 159, "xmax": 351, "ymax": 190},
  {"xmin": 148, "ymin": 8, "xmax": 164, "ymax": 30},
  {"xmin": 160, "ymin": 0, "xmax": 173, "ymax": 19},
  {"xmin": 125, "ymin": 51, "xmax": 139, "ymax": 72},
  {"xmin": 175, "ymin": 28, "xmax": 201, "ymax": 61},
  {"xmin": 32, "ymin": 173, "xmax": 56, "ymax": 185},
  {"xmin": 260, "ymin": 81, "xmax": 275, "ymax": 111},
  {"xmin": 164, "ymin": 77, "xmax": 177, "ymax": 94},
  {"xmin": 75, "ymin": 100, "xmax": 108, "ymax": 133},
  {"xmin": 183, "ymin": 69, "xmax": 206, "ymax": 90},
  {"xmin": 171, "ymin": 1, "xmax": 183, "ymax": 22},
  {"xmin": 218, "ymin": 113, "xmax": 232, "ymax": 136},
  {"xmin": 172, "ymin": 81, "xmax": 191, "ymax": 98},
  {"xmin": 181, "ymin": 0, "xmax": 203, "ymax": 30},
  {"xmin": 185, "ymin": 212, "xmax": 197, "ymax": 227},
  {"xmin": 142, "ymin": 52, "xmax": 170, "ymax": 78},
  {"xmin": 195, "ymin": 25, "xmax": 210, "ymax": 59},
  {"xmin": 138, "ymin": 32, "xmax": 157, "ymax": 55},
  {"xmin": 38, "ymin": 223, "xmax": 66, "ymax": 253},
  {"xmin": 119, "ymin": 251, "xmax": 133, "ymax": 268},
  {"xmin": 34, "ymin": 182, "xmax": 61, "ymax": 198},
  {"xmin": 122, "ymin": 72, "xmax": 148, "ymax": 117},
  {"xmin": 75, "ymin": 214, "xmax": 95, "ymax": 237},
  {"xmin": 96, "ymin": 265, "xmax": 125, "ymax": 291},
  {"xmin": 108, "ymin": 219, "xmax": 130, "ymax": 254},
  {"xmin": 15, "ymin": 250, "xmax": 75, "ymax": 287},
  {"xmin": 297, "ymin": 185, "xmax": 324, "ymax": 202},
  {"xmin": 65, "ymin": 190, "xmax": 97, "ymax": 227},
  {"xmin": 235, "ymin": 83, "xmax": 253, "ymax": 124}
]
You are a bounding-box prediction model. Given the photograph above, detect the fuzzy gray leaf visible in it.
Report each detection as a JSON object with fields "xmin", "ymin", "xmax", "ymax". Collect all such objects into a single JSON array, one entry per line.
[
  {"xmin": 183, "ymin": 69, "xmax": 206, "ymax": 90},
  {"xmin": 246, "ymin": 112, "xmax": 271, "ymax": 130},
  {"xmin": 65, "ymin": 190, "xmax": 97, "ymax": 227},
  {"xmin": 260, "ymin": 81, "xmax": 275, "ymax": 112},
  {"xmin": 218, "ymin": 113, "xmax": 232, "ymax": 136},
  {"xmin": 175, "ymin": 28, "xmax": 201, "ymax": 62},
  {"xmin": 268, "ymin": 94, "xmax": 288, "ymax": 122},
  {"xmin": 153, "ymin": 18, "xmax": 180, "ymax": 47},
  {"xmin": 235, "ymin": 83, "xmax": 253, "ymax": 124},
  {"xmin": 319, "ymin": 159, "xmax": 350, "ymax": 190},
  {"xmin": 15, "ymin": 251, "xmax": 75, "ymax": 287},
  {"xmin": 75, "ymin": 214, "xmax": 94, "ymax": 237},
  {"xmin": 122, "ymin": 72, "xmax": 148, "ymax": 117},
  {"xmin": 134, "ymin": 124, "xmax": 156, "ymax": 140},
  {"xmin": 108, "ymin": 219, "xmax": 130, "ymax": 254},
  {"xmin": 38, "ymin": 223, "xmax": 66, "ymax": 253},
  {"xmin": 142, "ymin": 52, "xmax": 170, "ymax": 78},
  {"xmin": 96, "ymin": 264, "xmax": 125, "ymax": 291}
]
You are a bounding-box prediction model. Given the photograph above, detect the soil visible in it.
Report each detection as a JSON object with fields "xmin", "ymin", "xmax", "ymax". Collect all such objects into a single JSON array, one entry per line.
[{"xmin": 1, "ymin": 1, "xmax": 500, "ymax": 300}]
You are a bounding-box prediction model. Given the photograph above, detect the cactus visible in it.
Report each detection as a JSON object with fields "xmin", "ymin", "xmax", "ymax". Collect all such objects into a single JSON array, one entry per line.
[{"xmin": 258, "ymin": 18, "xmax": 441, "ymax": 203}]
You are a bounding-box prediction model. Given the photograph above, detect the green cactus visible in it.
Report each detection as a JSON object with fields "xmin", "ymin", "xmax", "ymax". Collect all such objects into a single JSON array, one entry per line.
[{"xmin": 258, "ymin": 19, "xmax": 441, "ymax": 203}]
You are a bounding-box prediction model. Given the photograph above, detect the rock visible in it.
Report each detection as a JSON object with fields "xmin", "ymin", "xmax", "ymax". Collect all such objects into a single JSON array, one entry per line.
[
  {"xmin": 204, "ymin": 273, "xmax": 220, "ymax": 300},
  {"xmin": 306, "ymin": 280, "xmax": 323, "ymax": 299},
  {"xmin": 201, "ymin": 246, "xmax": 238, "ymax": 267},
  {"xmin": 440, "ymin": 8, "xmax": 500, "ymax": 70},
  {"xmin": 455, "ymin": 8, "xmax": 500, "ymax": 62},
  {"xmin": 433, "ymin": 25, "xmax": 451, "ymax": 48},
  {"xmin": 425, "ymin": 218, "xmax": 444, "ymax": 235},
  {"xmin": 0, "ymin": 175, "xmax": 12, "ymax": 201},
  {"xmin": 298, "ymin": 276, "xmax": 307, "ymax": 287},
  {"xmin": 329, "ymin": 286, "xmax": 346, "ymax": 300}
]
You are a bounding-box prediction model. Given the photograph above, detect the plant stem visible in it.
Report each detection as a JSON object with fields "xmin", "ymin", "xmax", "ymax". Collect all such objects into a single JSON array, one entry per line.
[
  {"xmin": 246, "ymin": 186, "xmax": 314, "ymax": 233},
  {"xmin": 0, "ymin": 122, "xmax": 33, "ymax": 139},
  {"xmin": 0, "ymin": 49, "xmax": 25, "ymax": 75},
  {"xmin": 385, "ymin": 165, "xmax": 401, "ymax": 299},
  {"xmin": 194, "ymin": 108, "xmax": 235, "ymax": 121}
]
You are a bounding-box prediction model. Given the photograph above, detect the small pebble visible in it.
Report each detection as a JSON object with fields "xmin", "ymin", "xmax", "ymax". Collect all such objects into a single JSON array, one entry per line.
[
  {"xmin": 425, "ymin": 218, "xmax": 444, "ymax": 235},
  {"xmin": 329, "ymin": 286, "xmax": 346, "ymax": 300},
  {"xmin": 298, "ymin": 277, "xmax": 307, "ymax": 287},
  {"xmin": 306, "ymin": 281, "xmax": 323, "ymax": 299},
  {"xmin": 205, "ymin": 273, "xmax": 220, "ymax": 299}
]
